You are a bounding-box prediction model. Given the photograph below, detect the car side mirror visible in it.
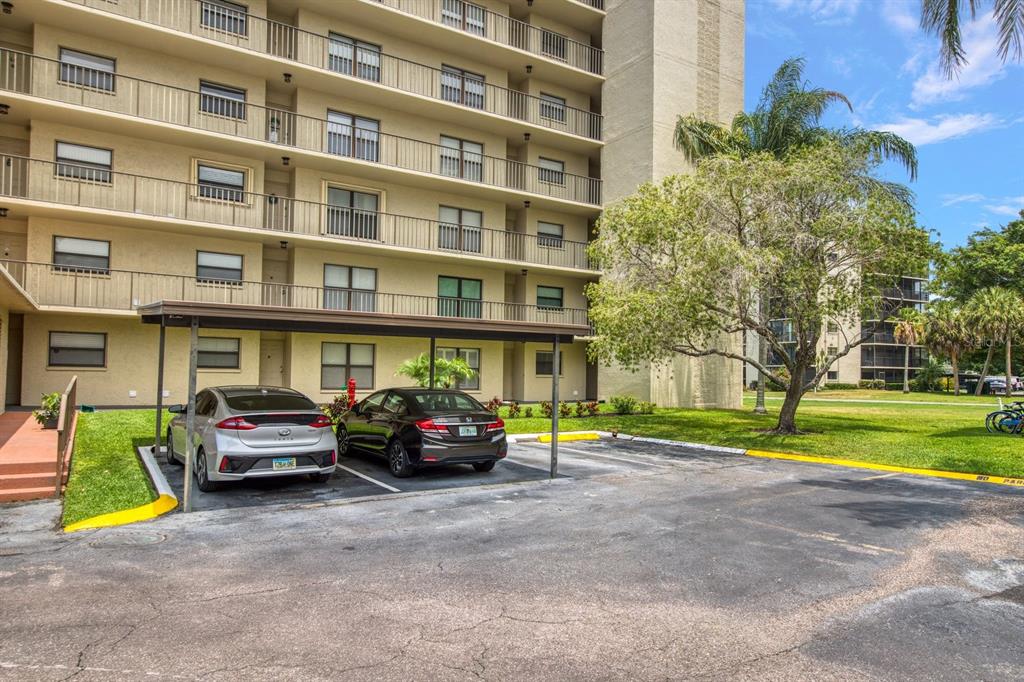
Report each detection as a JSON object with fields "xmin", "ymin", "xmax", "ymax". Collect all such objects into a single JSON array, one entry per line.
[{"xmin": 167, "ymin": 404, "xmax": 185, "ymax": 414}]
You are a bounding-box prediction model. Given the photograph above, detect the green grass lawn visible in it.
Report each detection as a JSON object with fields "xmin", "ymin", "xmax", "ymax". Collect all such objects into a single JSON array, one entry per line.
[{"xmin": 61, "ymin": 410, "xmax": 164, "ymax": 527}]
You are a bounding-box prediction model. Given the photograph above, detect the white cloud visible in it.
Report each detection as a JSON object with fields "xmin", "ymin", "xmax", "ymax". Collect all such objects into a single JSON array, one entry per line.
[
  {"xmin": 911, "ymin": 13, "xmax": 1013, "ymax": 106},
  {"xmin": 940, "ymin": 193, "xmax": 985, "ymax": 206},
  {"xmin": 881, "ymin": 0, "xmax": 918, "ymax": 35},
  {"xmin": 767, "ymin": 0, "xmax": 862, "ymax": 24},
  {"xmin": 985, "ymin": 204, "xmax": 1024, "ymax": 217},
  {"xmin": 875, "ymin": 113, "xmax": 1002, "ymax": 145}
]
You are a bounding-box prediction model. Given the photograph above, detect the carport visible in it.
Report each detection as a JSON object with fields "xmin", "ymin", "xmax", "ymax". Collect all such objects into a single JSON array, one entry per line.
[{"xmin": 139, "ymin": 300, "xmax": 583, "ymax": 512}]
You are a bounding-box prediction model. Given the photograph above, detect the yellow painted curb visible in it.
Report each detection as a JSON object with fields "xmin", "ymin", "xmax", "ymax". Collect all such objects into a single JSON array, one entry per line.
[
  {"xmin": 64, "ymin": 493, "xmax": 178, "ymax": 533},
  {"xmin": 538, "ymin": 432, "xmax": 601, "ymax": 443},
  {"xmin": 745, "ymin": 449, "xmax": 1024, "ymax": 488}
]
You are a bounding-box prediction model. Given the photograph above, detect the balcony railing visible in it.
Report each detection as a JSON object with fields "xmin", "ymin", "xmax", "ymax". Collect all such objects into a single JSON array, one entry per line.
[
  {"xmin": 0, "ymin": 50, "xmax": 601, "ymax": 206},
  {"xmin": 573, "ymin": 0, "xmax": 606, "ymax": 9},
  {"xmin": 369, "ymin": 0, "xmax": 603, "ymax": 75},
  {"xmin": 62, "ymin": 0, "xmax": 603, "ymax": 139},
  {"xmin": 0, "ymin": 155, "xmax": 595, "ymax": 271},
  {"xmin": 0, "ymin": 260, "xmax": 590, "ymax": 328}
]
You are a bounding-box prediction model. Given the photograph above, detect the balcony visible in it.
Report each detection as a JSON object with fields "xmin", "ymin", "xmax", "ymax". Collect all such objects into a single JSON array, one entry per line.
[
  {"xmin": 59, "ymin": 0, "xmax": 603, "ymax": 140},
  {"xmin": 0, "ymin": 155, "xmax": 596, "ymax": 273},
  {"xmin": 0, "ymin": 260, "xmax": 590, "ymax": 329},
  {"xmin": 0, "ymin": 50, "xmax": 601, "ymax": 207},
  {"xmin": 369, "ymin": 0, "xmax": 603, "ymax": 75}
]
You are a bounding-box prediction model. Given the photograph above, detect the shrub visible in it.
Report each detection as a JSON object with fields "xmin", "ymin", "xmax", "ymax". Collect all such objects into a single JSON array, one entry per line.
[
  {"xmin": 885, "ymin": 382, "xmax": 905, "ymax": 391},
  {"xmin": 524, "ymin": 406, "xmax": 534, "ymax": 418},
  {"xmin": 484, "ymin": 397, "xmax": 503, "ymax": 414},
  {"xmin": 33, "ymin": 392, "xmax": 61, "ymax": 426},
  {"xmin": 858, "ymin": 379, "xmax": 885, "ymax": 389},
  {"xmin": 637, "ymin": 401, "xmax": 656, "ymax": 414},
  {"xmin": 540, "ymin": 401, "xmax": 553, "ymax": 418},
  {"xmin": 321, "ymin": 395, "xmax": 351, "ymax": 424},
  {"xmin": 574, "ymin": 401, "xmax": 586, "ymax": 418},
  {"xmin": 609, "ymin": 395, "xmax": 638, "ymax": 415},
  {"xmin": 507, "ymin": 401, "xmax": 521, "ymax": 418},
  {"xmin": 585, "ymin": 401, "xmax": 600, "ymax": 417},
  {"xmin": 558, "ymin": 401, "xmax": 572, "ymax": 418},
  {"xmin": 824, "ymin": 382, "xmax": 858, "ymax": 390}
]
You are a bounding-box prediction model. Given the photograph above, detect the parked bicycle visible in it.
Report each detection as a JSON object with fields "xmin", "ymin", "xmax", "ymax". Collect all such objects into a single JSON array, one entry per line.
[{"xmin": 985, "ymin": 400, "xmax": 1024, "ymax": 434}]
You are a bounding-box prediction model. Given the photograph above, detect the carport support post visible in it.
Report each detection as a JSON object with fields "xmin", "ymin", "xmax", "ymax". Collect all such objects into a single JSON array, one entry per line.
[
  {"xmin": 183, "ymin": 317, "xmax": 199, "ymax": 513},
  {"xmin": 152, "ymin": 321, "xmax": 166, "ymax": 454},
  {"xmin": 550, "ymin": 336, "xmax": 559, "ymax": 479},
  {"xmin": 428, "ymin": 337, "xmax": 436, "ymax": 389}
]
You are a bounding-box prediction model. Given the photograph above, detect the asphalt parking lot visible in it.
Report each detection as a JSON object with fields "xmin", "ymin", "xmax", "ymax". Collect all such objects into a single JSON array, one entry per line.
[{"xmin": 2, "ymin": 437, "xmax": 1023, "ymax": 679}]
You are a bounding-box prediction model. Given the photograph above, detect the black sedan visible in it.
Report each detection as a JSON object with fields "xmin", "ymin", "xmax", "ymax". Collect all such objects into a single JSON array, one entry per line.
[{"xmin": 336, "ymin": 388, "xmax": 507, "ymax": 477}]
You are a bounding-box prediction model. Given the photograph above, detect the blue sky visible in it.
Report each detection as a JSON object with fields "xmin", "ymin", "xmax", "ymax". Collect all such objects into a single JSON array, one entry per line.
[{"xmin": 746, "ymin": 0, "xmax": 1024, "ymax": 248}]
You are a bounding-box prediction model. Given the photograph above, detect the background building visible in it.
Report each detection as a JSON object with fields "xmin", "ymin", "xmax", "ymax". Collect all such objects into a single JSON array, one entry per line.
[{"xmin": 0, "ymin": 0, "xmax": 743, "ymax": 410}]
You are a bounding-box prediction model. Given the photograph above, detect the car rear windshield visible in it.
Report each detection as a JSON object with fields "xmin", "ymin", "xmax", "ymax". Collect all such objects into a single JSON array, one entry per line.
[
  {"xmin": 408, "ymin": 391, "xmax": 485, "ymax": 413},
  {"xmin": 224, "ymin": 393, "xmax": 317, "ymax": 411}
]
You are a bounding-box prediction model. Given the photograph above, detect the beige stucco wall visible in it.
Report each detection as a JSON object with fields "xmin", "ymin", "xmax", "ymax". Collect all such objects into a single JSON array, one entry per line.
[{"xmin": 515, "ymin": 340, "xmax": 587, "ymax": 402}]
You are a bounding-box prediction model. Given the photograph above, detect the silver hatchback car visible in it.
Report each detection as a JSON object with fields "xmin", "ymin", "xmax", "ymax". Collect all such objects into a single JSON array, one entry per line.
[{"xmin": 166, "ymin": 386, "xmax": 338, "ymax": 492}]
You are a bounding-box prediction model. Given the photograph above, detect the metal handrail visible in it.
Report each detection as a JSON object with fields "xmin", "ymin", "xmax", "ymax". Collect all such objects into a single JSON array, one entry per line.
[
  {"xmin": 0, "ymin": 260, "xmax": 591, "ymax": 327},
  {"xmin": 0, "ymin": 155, "xmax": 596, "ymax": 271},
  {"xmin": 0, "ymin": 49, "xmax": 601, "ymax": 206},
  {"xmin": 61, "ymin": 0, "xmax": 603, "ymax": 138},
  {"xmin": 370, "ymin": 0, "xmax": 603, "ymax": 75}
]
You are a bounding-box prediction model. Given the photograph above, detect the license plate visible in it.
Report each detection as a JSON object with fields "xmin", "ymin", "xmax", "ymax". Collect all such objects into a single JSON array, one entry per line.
[
  {"xmin": 458, "ymin": 425, "xmax": 477, "ymax": 437},
  {"xmin": 272, "ymin": 457, "xmax": 297, "ymax": 471}
]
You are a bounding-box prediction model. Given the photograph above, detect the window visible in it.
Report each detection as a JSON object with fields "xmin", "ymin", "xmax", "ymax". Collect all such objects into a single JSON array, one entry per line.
[
  {"xmin": 326, "ymin": 186, "xmax": 379, "ymax": 240},
  {"xmin": 537, "ymin": 221, "xmax": 564, "ymax": 248},
  {"xmin": 537, "ymin": 285, "xmax": 563, "ymax": 310},
  {"xmin": 49, "ymin": 331, "xmax": 106, "ymax": 367},
  {"xmin": 53, "ymin": 236, "xmax": 110, "ymax": 273},
  {"xmin": 327, "ymin": 111, "xmax": 380, "ymax": 162},
  {"xmin": 59, "ymin": 48, "xmax": 115, "ymax": 91},
  {"xmin": 328, "ymin": 33, "xmax": 381, "ymax": 82},
  {"xmin": 437, "ymin": 347, "xmax": 480, "ymax": 390},
  {"xmin": 538, "ymin": 157, "xmax": 565, "ymax": 185},
  {"xmin": 195, "ymin": 390, "xmax": 217, "ymax": 416},
  {"xmin": 201, "ymin": 0, "xmax": 248, "ymax": 36},
  {"xmin": 196, "ymin": 251, "xmax": 243, "ymax": 283},
  {"xmin": 441, "ymin": 0, "xmax": 486, "ymax": 36},
  {"xmin": 196, "ymin": 163, "xmax": 247, "ymax": 202},
  {"xmin": 198, "ymin": 337, "xmax": 240, "ymax": 369},
  {"xmin": 827, "ymin": 370, "xmax": 839, "ymax": 381},
  {"xmin": 199, "ymin": 81, "xmax": 246, "ymax": 119},
  {"xmin": 441, "ymin": 65, "xmax": 485, "ymax": 109},
  {"xmin": 321, "ymin": 342, "xmax": 375, "ymax": 390},
  {"xmin": 323, "ymin": 264, "xmax": 377, "ymax": 312},
  {"xmin": 55, "ymin": 142, "xmax": 112, "ymax": 183},
  {"xmin": 540, "ymin": 93, "xmax": 567, "ymax": 122},
  {"xmin": 827, "ymin": 345, "xmax": 838, "ymax": 357},
  {"xmin": 382, "ymin": 392, "xmax": 409, "ymax": 414},
  {"xmin": 535, "ymin": 350, "xmax": 563, "ymax": 376},
  {"xmin": 440, "ymin": 136, "xmax": 483, "ymax": 182},
  {"xmin": 438, "ymin": 276, "xmax": 482, "ymax": 318},
  {"xmin": 827, "ymin": 321, "xmax": 839, "ymax": 333},
  {"xmin": 224, "ymin": 391, "xmax": 317, "ymax": 411},
  {"xmin": 541, "ymin": 30, "xmax": 568, "ymax": 61},
  {"xmin": 438, "ymin": 206, "xmax": 482, "ymax": 253}
]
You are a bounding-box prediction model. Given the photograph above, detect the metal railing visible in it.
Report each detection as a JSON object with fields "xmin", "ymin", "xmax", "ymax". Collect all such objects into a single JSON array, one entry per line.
[
  {"xmin": 573, "ymin": 0, "xmax": 606, "ymax": 9},
  {"xmin": 61, "ymin": 0, "xmax": 603, "ymax": 138},
  {"xmin": 0, "ymin": 50, "xmax": 601, "ymax": 206},
  {"xmin": 55, "ymin": 375, "xmax": 78, "ymax": 497},
  {"xmin": 0, "ymin": 260, "xmax": 590, "ymax": 327},
  {"xmin": 370, "ymin": 0, "xmax": 603, "ymax": 75},
  {"xmin": 0, "ymin": 155, "xmax": 595, "ymax": 271}
]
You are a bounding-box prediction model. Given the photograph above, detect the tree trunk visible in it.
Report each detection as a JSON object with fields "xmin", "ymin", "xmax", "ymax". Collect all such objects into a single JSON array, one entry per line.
[
  {"xmin": 774, "ymin": 371, "xmax": 805, "ymax": 434},
  {"xmin": 976, "ymin": 342, "xmax": 994, "ymax": 396},
  {"xmin": 1005, "ymin": 337, "xmax": 1013, "ymax": 398},
  {"xmin": 902, "ymin": 345, "xmax": 910, "ymax": 393},
  {"xmin": 754, "ymin": 328, "xmax": 768, "ymax": 415},
  {"xmin": 951, "ymin": 352, "xmax": 959, "ymax": 396}
]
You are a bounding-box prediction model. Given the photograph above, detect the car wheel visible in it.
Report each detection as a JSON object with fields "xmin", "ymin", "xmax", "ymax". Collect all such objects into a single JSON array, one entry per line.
[
  {"xmin": 336, "ymin": 425, "xmax": 350, "ymax": 456},
  {"xmin": 473, "ymin": 461, "xmax": 496, "ymax": 473},
  {"xmin": 165, "ymin": 428, "xmax": 181, "ymax": 466},
  {"xmin": 387, "ymin": 439, "xmax": 414, "ymax": 478},
  {"xmin": 194, "ymin": 448, "xmax": 221, "ymax": 492}
]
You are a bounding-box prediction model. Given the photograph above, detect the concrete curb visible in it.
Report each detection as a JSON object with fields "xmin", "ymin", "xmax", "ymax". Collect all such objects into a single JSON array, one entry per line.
[{"xmin": 63, "ymin": 447, "xmax": 178, "ymax": 533}]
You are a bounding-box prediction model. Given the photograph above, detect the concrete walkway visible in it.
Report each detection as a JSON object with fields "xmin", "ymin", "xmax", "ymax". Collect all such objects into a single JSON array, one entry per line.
[
  {"xmin": 0, "ymin": 411, "xmax": 61, "ymax": 503},
  {"xmin": 760, "ymin": 396, "xmax": 1002, "ymax": 407}
]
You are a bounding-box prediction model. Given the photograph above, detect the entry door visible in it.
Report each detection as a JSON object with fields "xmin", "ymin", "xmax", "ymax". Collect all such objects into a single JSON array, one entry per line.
[{"xmin": 259, "ymin": 340, "xmax": 285, "ymax": 387}]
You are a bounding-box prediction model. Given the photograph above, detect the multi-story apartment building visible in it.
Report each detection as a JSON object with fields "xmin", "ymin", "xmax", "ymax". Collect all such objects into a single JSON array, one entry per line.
[
  {"xmin": 753, "ymin": 274, "xmax": 930, "ymax": 387},
  {"xmin": 0, "ymin": 0, "xmax": 744, "ymax": 410}
]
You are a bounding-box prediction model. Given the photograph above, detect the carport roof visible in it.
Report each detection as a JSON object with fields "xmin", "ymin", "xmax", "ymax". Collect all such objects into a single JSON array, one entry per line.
[{"xmin": 137, "ymin": 300, "xmax": 583, "ymax": 343}]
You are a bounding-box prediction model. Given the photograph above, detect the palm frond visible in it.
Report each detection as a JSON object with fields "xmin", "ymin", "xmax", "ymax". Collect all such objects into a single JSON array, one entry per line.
[
  {"xmin": 994, "ymin": 0, "xmax": 1024, "ymax": 63},
  {"xmin": 841, "ymin": 129, "xmax": 919, "ymax": 181},
  {"xmin": 920, "ymin": 0, "xmax": 971, "ymax": 77},
  {"xmin": 673, "ymin": 115, "xmax": 738, "ymax": 162}
]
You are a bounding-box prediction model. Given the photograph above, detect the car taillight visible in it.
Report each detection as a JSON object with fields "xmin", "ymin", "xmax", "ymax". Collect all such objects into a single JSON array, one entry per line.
[
  {"xmin": 216, "ymin": 416, "xmax": 257, "ymax": 430},
  {"xmin": 485, "ymin": 417, "xmax": 505, "ymax": 433},
  {"xmin": 311, "ymin": 414, "xmax": 334, "ymax": 428},
  {"xmin": 415, "ymin": 418, "xmax": 444, "ymax": 434},
  {"xmin": 219, "ymin": 456, "xmax": 231, "ymax": 472}
]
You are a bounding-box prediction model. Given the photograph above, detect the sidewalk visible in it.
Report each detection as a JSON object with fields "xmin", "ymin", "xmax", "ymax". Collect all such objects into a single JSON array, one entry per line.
[{"xmin": 0, "ymin": 411, "xmax": 61, "ymax": 503}]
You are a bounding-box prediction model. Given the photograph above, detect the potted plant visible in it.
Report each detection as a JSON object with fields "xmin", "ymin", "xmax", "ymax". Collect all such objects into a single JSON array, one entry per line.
[{"xmin": 33, "ymin": 391, "xmax": 62, "ymax": 429}]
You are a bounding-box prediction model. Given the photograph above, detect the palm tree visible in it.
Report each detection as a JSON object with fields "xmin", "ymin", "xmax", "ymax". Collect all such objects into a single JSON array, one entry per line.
[
  {"xmin": 674, "ymin": 57, "xmax": 920, "ymax": 413},
  {"xmin": 893, "ymin": 309, "xmax": 926, "ymax": 393},
  {"xmin": 920, "ymin": 0, "xmax": 1024, "ymax": 77},
  {"xmin": 925, "ymin": 302, "xmax": 974, "ymax": 395},
  {"xmin": 966, "ymin": 287, "xmax": 1024, "ymax": 397},
  {"xmin": 395, "ymin": 352, "xmax": 476, "ymax": 389}
]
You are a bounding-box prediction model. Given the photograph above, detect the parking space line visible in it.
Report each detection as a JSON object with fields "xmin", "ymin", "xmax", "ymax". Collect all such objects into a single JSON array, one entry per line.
[
  {"xmin": 525, "ymin": 443, "xmax": 670, "ymax": 468},
  {"xmin": 861, "ymin": 472, "xmax": 902, "ymax": 481},
  {"xmin": 334, "ymin": 464, "xmax": 401, "ymax": 493}
]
